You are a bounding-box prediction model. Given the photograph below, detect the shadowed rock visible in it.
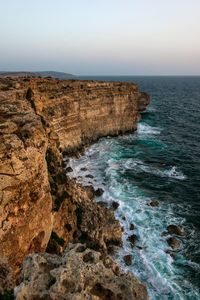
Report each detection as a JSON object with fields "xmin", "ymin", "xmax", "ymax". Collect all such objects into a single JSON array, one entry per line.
[
  {"xmin": 123, "ymin": 255, "xmax": 133, "ymax": 266},
  {"xmin": 80, "ymin": 167, "xmax": 87, "ymax": 171},
  {"xmin": 65, "ymin": 166, "xmax": 73, "ymax": 173},
  {"xmin": 85, "ymin": 174, "xmax": 94, "ymax": 179},
  {"xmin": 111, "ymin": 201, "xmax": 120, "ymax": 210},
  {"xmin": 128, "ymin": 234, "xmax": 138, "ymax": 247},
  {"xmin": 94, "ymin": 188, "xmax": 104, "ymax": 197}
]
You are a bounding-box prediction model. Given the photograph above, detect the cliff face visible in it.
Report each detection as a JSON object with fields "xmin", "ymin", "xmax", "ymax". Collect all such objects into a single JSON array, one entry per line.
[
  {"xmin": 0, "ymin": 77, "xmax": 149, "ymax": 297},
  {"xmin": 27, "ymin": 79, "xmax": 149, "ymax": 151},
  {"xmin": 0, "ymin": 81, "xmax": 53, "ymax": 277}
]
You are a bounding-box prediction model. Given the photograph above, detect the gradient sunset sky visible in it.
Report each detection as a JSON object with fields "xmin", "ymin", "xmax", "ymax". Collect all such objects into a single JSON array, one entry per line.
[{"xmin": 1, "ymin": 0, "xmax": 200, "ymax": 75}]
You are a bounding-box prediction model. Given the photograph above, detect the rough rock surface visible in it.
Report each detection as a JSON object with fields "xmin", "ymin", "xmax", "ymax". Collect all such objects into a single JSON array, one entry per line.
[
  {"xmin": 167, "ymin": 237, "xmax": 181, "ymax": 250},
  {"xmin": 0, "ymin": 79, "xmax": 53, "ymax": 277},
  {"xmin": 0, "ymin": 77, "xmax": 150, "ymax": 294},
  {"xmin": 26, "ymin": 78, "xmax": 149, "ymax": 151},
  {"xmin": 0, "ymin": 258, "xmax": 14, "ymax": 295},
  {"xmin": 15, "ymin": 243, "xmax": 148, "ymax": 300},
  {"xmin": 167, "ymin": 224, "xmax": 184, "ymax": 236}
]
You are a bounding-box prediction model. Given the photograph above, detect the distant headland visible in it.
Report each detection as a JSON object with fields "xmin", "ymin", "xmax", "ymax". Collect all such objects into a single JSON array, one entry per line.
[{"xmin": 0, "ymin": 71, "xmax": 76, "ymax": 80}]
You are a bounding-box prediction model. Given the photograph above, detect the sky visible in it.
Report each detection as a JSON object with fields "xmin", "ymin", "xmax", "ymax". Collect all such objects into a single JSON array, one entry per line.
[{"xmin": 0, "ymin": 0, "xmax": 200, "ymax": 75}]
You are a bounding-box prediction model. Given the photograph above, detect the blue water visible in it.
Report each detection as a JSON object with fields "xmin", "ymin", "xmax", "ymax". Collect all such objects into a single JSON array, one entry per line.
[{"xmin": 70, "ymin": 76, "xmax": 200, "ymax": 299}]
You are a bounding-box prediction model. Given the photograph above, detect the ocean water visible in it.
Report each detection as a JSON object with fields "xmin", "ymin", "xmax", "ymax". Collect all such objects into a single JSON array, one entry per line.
[{"xmin": 69, "ymin": 76, "xmax": 200, "ymax": 299}]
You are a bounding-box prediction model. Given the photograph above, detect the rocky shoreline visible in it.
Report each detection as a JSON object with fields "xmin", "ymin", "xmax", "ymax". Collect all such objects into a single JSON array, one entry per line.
[{"xmin": 0, "ymin": 76, "xmax": 150, "ymax": 299}]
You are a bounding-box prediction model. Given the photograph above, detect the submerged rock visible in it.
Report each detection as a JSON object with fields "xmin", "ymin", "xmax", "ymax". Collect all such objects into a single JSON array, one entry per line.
[
  {"xmin": 147, "ymin": 199, "xmax": 159, "ymax": 207},
  {"xmin": 15, "ymin": 244, "xmax": 148, "ymax": 300},
  {"xmin": 130, "ymin": 223, "xmax": 135, "ymax": 230},
  {"xmin": 167, "ymin": 224, "xmax": 184, "ymax": 236}
]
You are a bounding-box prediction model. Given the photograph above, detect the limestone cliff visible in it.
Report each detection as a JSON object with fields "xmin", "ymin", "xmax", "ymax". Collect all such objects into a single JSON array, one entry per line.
[
  {"xmin": 0, "ymin": 76, "xmax": 150, "ymax": 298},
  {"xmin": 26, "ymin": 78, "xmax": 149, "ymax": 151}
]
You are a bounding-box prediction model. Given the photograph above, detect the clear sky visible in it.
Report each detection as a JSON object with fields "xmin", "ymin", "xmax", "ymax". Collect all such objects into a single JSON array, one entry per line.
[{"xmin": 1, "ymin": 0, "xmax": 200, "ymax": 75}]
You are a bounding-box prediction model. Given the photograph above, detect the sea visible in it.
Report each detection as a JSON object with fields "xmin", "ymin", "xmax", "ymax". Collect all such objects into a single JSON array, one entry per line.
[{"xmin": 69, "ymin": 76, "xmax": 200, "ymax": 300}]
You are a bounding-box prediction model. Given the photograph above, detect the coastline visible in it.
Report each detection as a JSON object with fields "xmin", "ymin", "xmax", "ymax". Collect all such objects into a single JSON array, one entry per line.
[{"xmin": 0, "ymin": 76, "xmax": 150, "ymax": 299}]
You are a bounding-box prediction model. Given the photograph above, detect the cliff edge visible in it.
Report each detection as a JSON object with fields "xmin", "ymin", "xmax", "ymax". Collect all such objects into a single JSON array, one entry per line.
[{"xmin": 0, "ymin": 77, "xmax": 150, "ymax": 299}]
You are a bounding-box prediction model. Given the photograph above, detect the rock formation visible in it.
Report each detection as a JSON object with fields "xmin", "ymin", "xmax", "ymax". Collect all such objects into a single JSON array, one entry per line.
[
  {"xmin": 0, "ymin": 76, "xmax": 150, "ymax": 298},
  {"xmin": 15, "ymin": 243, "xmax": 148, "ymax": 300}
]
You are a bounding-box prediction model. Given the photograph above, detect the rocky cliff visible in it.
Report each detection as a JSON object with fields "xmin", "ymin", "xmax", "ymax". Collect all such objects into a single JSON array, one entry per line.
[
  {"xmin": 15, "ymin": 243, "xmax": 148, "ymax": 300},
  {"xmin": 0, "ymin": 77, "xmax": 150, "ymax": 299}
]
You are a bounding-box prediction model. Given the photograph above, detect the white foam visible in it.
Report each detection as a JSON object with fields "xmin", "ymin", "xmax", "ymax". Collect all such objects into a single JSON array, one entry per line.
[
  {"xmin": 123, "ymin": 159, "xmax": 186, "ymax": 181},
  {"xmin": 137, "ymin": 123, "xmax": 161, "ymax": 135},
  {"xmin": 66, "ymin": 132, "xmax": 198, "ymax": 299},
  {"xmin": 163, "ymin": 166, "xmax": 186, "ymax": 180}
]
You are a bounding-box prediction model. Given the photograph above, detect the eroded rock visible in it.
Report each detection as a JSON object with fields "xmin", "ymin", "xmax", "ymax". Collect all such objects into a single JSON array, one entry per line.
[
  {"xmin": 76, "ymin": 201, "xmax": 122, "ymax": 250},
  {"xmin": 167, "ymin": 237, "xmax": 181, "ymax": 250},
  {"xmin": 0, "ymin": 259, "xmax": 14, "ymax": 295},
  {"xmin": 15, "ymin": 244, "xmax": 148, "ymax": 300},
  {"xmin": 0, "ymin": 77, "xmax": 150, "ymax": 293},
  {"xmin": 167, "ymin": 225, "xmax": 184, "ymax": 236}
]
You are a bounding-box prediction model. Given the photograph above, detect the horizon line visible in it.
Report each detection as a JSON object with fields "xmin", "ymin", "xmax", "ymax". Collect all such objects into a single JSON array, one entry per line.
[{"xmin": 1, "ymin": 70, "xmax": 200, "ymax": 77}]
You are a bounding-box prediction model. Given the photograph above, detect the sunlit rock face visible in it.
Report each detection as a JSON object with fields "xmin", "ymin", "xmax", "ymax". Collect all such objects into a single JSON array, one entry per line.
[
  {"xmin": 26, "ymin": 78, "xmax": 149, "ymax": 151},
  {"xmin": 0, "ymin": 77, "xmax": 149, "ymax": 287}
]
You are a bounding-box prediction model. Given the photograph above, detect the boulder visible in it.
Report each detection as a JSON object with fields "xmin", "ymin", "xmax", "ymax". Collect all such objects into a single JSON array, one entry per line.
[
  {"xmin": 94, "ymin": 188, "xmax": 104, "ymax": 197},
  {"xmin": 167, "ymin": 237, "xmax": 181, "ymax": 250},
  {"xmin": 128, "ymin": 234, "xmax": 138, "ymax": 247},
  {"xmin": 80, "ymin": 167, "xmax": 87, "ymax": 171},
  {"xmin": 111, "ymin": 201, "xmax": 120, "ymax": 210},
  {"xmin": 65, "ymin": 166, "xmax": 73, "ymax": 173},
  {"xmin": 85, "ymin": 174, "xmax": 94, "ymax": 179},
  {"xmin": 123, "ymin": 255, "xmax": 133, "ymax": 266},
  {"xmin": 76, "ymin": 201, "xmax": 122, "ymax": 250},
  {"xmin": 167, "ymin": 225, "xmax": 184, "ymax": 236}
]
